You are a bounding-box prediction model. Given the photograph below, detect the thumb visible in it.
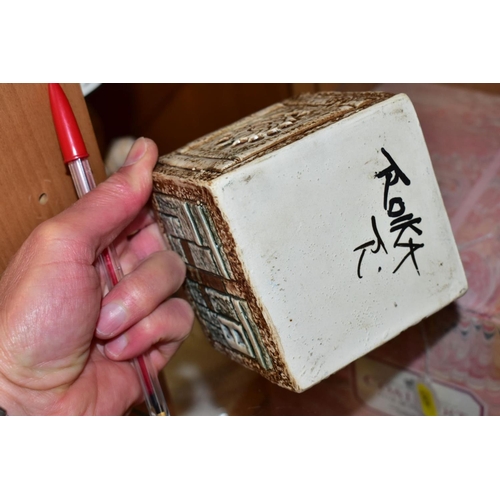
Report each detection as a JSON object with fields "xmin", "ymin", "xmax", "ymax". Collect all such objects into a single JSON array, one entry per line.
[{"xmin": 55, "ymin": 137, "xmax": 159, "ymax": 259}]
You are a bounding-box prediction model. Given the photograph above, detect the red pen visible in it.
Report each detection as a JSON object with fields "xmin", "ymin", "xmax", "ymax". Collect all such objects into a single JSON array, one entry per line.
[{"xmin": 49, "ymin": 83, "xmax": 169, "ymax": 416}]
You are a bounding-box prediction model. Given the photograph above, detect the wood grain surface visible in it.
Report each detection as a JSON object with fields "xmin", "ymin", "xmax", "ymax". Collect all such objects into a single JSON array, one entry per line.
[{"xmin": 0, "ymin": 83, "xmax": 105, "ymax": 275}]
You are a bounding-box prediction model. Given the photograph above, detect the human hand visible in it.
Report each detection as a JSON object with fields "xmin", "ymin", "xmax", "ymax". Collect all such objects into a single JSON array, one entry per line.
[{"xmin": 0, "ymin": 138, "xmax": 193, "ymax": 415}]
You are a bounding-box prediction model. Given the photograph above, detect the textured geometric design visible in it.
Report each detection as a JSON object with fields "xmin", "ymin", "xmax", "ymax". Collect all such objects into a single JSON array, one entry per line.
[
  {"xmin": 156, "ymin": 91, "xmax": 393, "ymax": 180},
  {"xmin": 155, "ymin": 193, "xmax": 272, "ymax": 370}
]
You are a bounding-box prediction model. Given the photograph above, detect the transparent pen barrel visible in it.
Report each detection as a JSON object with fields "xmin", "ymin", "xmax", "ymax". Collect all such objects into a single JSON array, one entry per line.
[
  {"xmin": 133, "ymin": 356, "xmax": 169, "ymax": 416},
  {"xmin": 98, "ymin": 246, "xmax": 123, "ymax": 293},
  {"xmin": 68, "ymin": 158, "xmax": 169, "ymax": 416},
  {"xmin": 67, "ymin": 158, "xmax": 96, "ymax": 197}
]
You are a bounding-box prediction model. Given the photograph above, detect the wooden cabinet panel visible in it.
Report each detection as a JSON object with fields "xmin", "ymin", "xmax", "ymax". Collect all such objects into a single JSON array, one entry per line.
[{"xmin": 0, "ymin": 83, "xmax": 105, "ymax": 274}]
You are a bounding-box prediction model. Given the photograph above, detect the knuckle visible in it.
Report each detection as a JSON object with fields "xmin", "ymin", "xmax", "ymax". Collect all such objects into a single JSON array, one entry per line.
[
  {"xmin": 148, "ymin": 250, "xmax": 186, "ymax": 289},
  {"xmin": 29, "ymin": 219, "xmax": 81, "ymax": 256},
  {"xmin": 105, "ymin": 156, "xmax": 152, "ymax": 199},
  {"xmin": 31, "ymin": 219, "xmax": 65, "ymax": 245},
  {"xmin": 94, "ymin": 173, "xmax": 145, "ymax": 220},
  {"xmin": 109, "ymin": 251, "xmax": 190, "ymax": 328},
  {"xmin": 171, "ymin": 298, "xmax": 195, "ymax": 337},
  {"xmin": 124, "ymin": 279, "xmax": 151, "ymax": 314},
  {"xmin": 102, "ymin": 171, "xmax": 134, "ymax": 198},
  {"xmin": 165, "ymin": 250, "xmax": 186, "ymax": 284},
  {"xmin": 138, "ymin": 313, "xmax": 156, "ymax": 335}
]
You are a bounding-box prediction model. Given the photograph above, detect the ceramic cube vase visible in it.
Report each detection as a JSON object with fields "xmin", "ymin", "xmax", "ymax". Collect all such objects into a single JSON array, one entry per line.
[{"xmin": 152, "ymin": 91, "xmax": 467, "ymax": 392}]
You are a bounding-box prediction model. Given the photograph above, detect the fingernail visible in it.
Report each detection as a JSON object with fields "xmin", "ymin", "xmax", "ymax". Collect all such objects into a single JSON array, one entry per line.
[
  {"xmin": 105, "ymin": 334, "xmax": 128, "ymax": 358},
  {"xmin": 96, "ymin": 303, "xmax": 127, "ymax": 337},
  {"xmin": 122, "ymin": 137, "xmax": 148, "ymax": 166}
]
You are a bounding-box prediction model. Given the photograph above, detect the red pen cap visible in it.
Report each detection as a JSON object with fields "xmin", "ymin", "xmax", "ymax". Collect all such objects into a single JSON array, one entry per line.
[{"xmin": 49, "ymin": 83, "xmax": 89, "ymax": 163}]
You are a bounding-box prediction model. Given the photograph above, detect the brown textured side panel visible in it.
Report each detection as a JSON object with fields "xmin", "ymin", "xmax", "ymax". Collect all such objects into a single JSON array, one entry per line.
[
  {"xmin": 155, "ymin": 91, "xmax": 393, "ymax": 184},
  {"xmin": 152, "ymin": 173, "xmax": 297, "ymax": 390}
]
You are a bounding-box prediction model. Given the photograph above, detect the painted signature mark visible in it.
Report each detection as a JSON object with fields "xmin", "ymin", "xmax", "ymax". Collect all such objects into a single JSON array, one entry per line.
[{"xmin": 354, "ymin": 148, "xmax": 425, "ymax": 279}]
